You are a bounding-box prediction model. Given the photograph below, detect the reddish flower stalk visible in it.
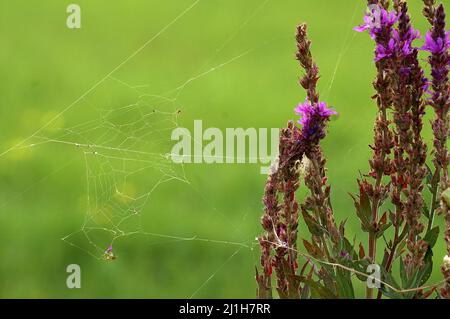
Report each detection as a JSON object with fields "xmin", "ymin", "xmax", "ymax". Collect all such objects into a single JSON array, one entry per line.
[
  {"xmin": 295, "ymin": 24, "xmax": 339, "ymax": 251},
  {"xmin": 423, "ymin": 0, "xmax": 437, "ymax": 25},
  {"xmin": 257, "ymin": 122, "xmax": 302, "ymax": 299},
  {"xmin": 355, "ymin": 3, "xmax": 397, "ymax": 299},
  {"xmin": 421, "ymin": 3, "xmax": 450, "ymax": 298},
  {"xmin": 256, "ymin": 170, "xmax": 278, "ymax": 299},
  {"xmin": 387, "ymin": 6, "xmax": 415, "ymax": 282},
  {"xmin": 296, "ymin": 24, "xmax": 319, "ymax": 106},
  {"xmin": 257, "ymin": 23, "xmax": 337, "ymax": 299},
  {"xmin": 390, "ymin": 2, "xmax": 428, "ymax": 280},
  {"xmin": 426, "ymin": 4, "xmax": 450, "ymax": 196}
]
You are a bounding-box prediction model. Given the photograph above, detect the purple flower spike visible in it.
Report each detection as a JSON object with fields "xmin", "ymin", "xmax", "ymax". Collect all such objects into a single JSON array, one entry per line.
[
  {"xmin": 354, "ymin": 7, "xmax": 398, "ymax": 39},
  {"xmin": 422, "ymin": 30, "xmax": 450, "ymax": 54},
  {"xmin": 375, "ymin": 38, "xmax": 396, "ymax": 61},
  {"xmin": 353, "ymin": 14, "xmax": 375, "ymax": 33},
  {"xmin": 294, "ymin": 100, "xmax": 337, "ymax": 145},
  {"xmin": 294, "ymin": 100, "xmax": 337, "ymax": 127},
  {"xmin": 356, "ymin": 4, "xmax": 422, "ymax": 64}
]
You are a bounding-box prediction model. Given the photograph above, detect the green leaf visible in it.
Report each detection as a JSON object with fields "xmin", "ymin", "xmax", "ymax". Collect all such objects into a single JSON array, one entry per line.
[
  {"xmin": 403, "ymin": 252, "xmax": 434, "ymax": 299},
  {"xmin": 376, "ymin": 223, "xmax": 392, "ymax": 238},
  {"xmin": 422, "ymin": 204, "xmax": 430, "ymax": 219},
  {"xmin": 379, "ymin": 267, "xmax": 403, "ymax": 299},
  {"xmin": 301, "ymin": 210, "xmax": 324, "ymax": 237},
  {"xmin": 300, "ymin": 283, "xmax": 310, "ymax": 299},
  {"xmin": 416, "ymin": 252, "xmax": 433, "ymax": 288},
  {"xmin": 380, "ymin": 250, "xmax": 389, "ymax": 269},
  {"xmin": 303, "ymin": 239, "xmax": 322, "ymax": 259},
  {"xmin": 399, "ymin": 258, "xmax": 408, "ymax": 289},
  {"xmin": 381, "ymin": 286, "xmax": 403, "ymax": 299},
  {"xmin": 318, "ymin": 265, "xmax": 338, "ymax": 295},
  {"xmin": 353, "ymin": 259, "xmax": 371, "ymax": 282},
  {"xmin": 423, "ymin": 226, "xmax": 440, "ymax": 249},
  {"xmin": 336, "ymin": 267, "xmax": 355, "ymax": 299},
  {"xmin": 350, "ymin": 192, "xmax": 372, "ymax": 232},
  {"xmin": 339, "ymin": 219, "xmax": 348, "ymax": 237},
  {"xmin": 338, "ymin": 236, "xmax": 358, "ymax": 260},
  {"xmin": 425, "ymin": 164, "xmax": 434, "ymax": 192},
  {"xmin": 359, "ymin": 190, "xmax": 372, "ymax": 219},
  {"xmin": 303, "ymin": 279, "xmax": 337, "ymax": 299},
  {"xmin": 418, "ymin": 263, "xmax": 433, "ymax": 289},
  {"xmin": 428, "ymin": 166, "xmax": 441, "ymax": 189}
]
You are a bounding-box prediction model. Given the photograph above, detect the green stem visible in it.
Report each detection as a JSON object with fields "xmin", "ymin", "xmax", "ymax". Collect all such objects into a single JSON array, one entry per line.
[{"xmin": 427, "ymin": 170, "xmax": 440, "ymax": 232}]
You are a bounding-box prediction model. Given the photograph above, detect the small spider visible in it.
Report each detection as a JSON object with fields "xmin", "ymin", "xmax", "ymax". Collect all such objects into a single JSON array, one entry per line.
[
  {"xmin": 268, "ymin": 216, "xmax": 288, "ymax": 249},
  {"xmin": 104, "ymin": 245, "xmax": 117, "ymax": 261}
]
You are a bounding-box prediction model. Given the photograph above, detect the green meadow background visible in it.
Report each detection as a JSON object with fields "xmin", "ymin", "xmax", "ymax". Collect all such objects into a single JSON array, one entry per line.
[{"xmin": 0, "ymin": 0, "xmax": 446, "ymax": 298}]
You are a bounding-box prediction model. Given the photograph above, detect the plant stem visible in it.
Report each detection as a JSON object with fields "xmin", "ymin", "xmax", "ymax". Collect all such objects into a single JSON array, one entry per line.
[
  {"xmin": 367, "ymin": 187, "xmax": 381, "ymax": 299},
  {"xmin": 367, "ymin": 110, "xmax": 388, "ymax": 299},
  {"xmin": 309, "ymin": 155, "xmax": 335, "ymax": 262},
  {"xmin": 367, "ymin": 233, "xmax": 376, "ymax": 299},
  {"xmin": 377, "ymin": 223, "xmax": 401, "ymax": 299},
  {"xmin": 427, "ymin": 170, "xmax": 440, "ymax": 232}
]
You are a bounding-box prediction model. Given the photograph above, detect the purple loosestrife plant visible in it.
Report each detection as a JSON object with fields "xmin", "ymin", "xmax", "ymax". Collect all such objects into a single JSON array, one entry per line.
[
  {"xmin": 381, "ymin": 2, "xmax": 429, "ymax": 300},
  {"xmin": 257, "ymin": 23, "xmax": 341, "ymax": 299},
  {"xmin": 257, "ymin": 0, "xmax": 449, "ymax": 299},
  {"xmin": 257, "ymin": 120, "xmax": 303, "ymax": 299},
  {"xmin": 295, "ymin": 101, "xmax": 337, "ymax": 146},
  {"xmin": 353, "ymin": 0, "xmax": 440, "ymax": 299},
  {"xmin": 295, "ymin": 25, "xmax": 344, "ymax": 298},
  {"xmin": 424, "ymin": 4, "xmax": 450, "ymax": 207},
  {"xmin": 257, "ymin": 120, "xmax": 305, "ymax": 299},
  {"xmin": 422, "ymin": 2, "xmax": 450, "ymax": 299},
  {"xmin": 354, "ymin": 2, "xmax": 397, "ymax": 299}
]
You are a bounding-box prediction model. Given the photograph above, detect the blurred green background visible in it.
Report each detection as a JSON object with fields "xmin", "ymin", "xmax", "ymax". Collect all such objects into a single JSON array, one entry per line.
[{"xmin": 0, "ymin": 0, "xmax": 446, "ymax": 298}]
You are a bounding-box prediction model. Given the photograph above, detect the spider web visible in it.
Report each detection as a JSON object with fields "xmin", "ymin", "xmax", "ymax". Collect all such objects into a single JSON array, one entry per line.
[
  {"xmin": 1, "ymin": 1, "xmax": 266, "ymax": 293},
  {"xmin": 2, "ymin": 0, "xmax": 256, "ymax": 261},
  {"xmin": 3, "ymin": 0, "xmax": 442, "ymax": 298}
]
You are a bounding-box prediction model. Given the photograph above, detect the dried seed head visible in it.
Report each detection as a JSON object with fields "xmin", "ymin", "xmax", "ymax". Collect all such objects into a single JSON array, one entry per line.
[
  {"xmin": 443, "ymin": 255, "xmax": 450, "ymax": 270},
  {"xmin": 269, "ymin": 157, "xmax": 279, "ymax": 176},
  {"xmin": 295, "ymin": 156, "xmax": 312, "ymax": 178}
]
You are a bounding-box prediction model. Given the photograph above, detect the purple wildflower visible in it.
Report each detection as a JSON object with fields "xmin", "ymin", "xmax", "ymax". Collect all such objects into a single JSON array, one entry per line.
[
  {"xmin": 375, "ymin": 38, "xmax": 396, "ymax": 61},
  {"xmin": 423, "ymin": 4, "xmax": 450, "ymax": 115},
  {"xmin": 294, "ymin": 100, "xmax": 336, "ymax": 127},
  {"xmin": 294, "ymin": 100, "xmax": 336, "ymax": 145},
  {"xmin": 339, "ymin": 250, "xmax": 351, "ymax": 261},
  {"xmin": 356, "ymin": 5, "xmax": 421, "ymax": 62},
  {"xmin": 422, "ymin": 30, "xmax": 450, "ymax": 54},
  {"xmin": 354, "ymin": 6, "xmax": 416, "ymax": 63},
  {"xmin": 354, "ymin": 7, "xmax": 398, "ymax": 39},
  {"xmin": 393, "ymin": 26, "xmax": 421, "ymax": 56}
]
